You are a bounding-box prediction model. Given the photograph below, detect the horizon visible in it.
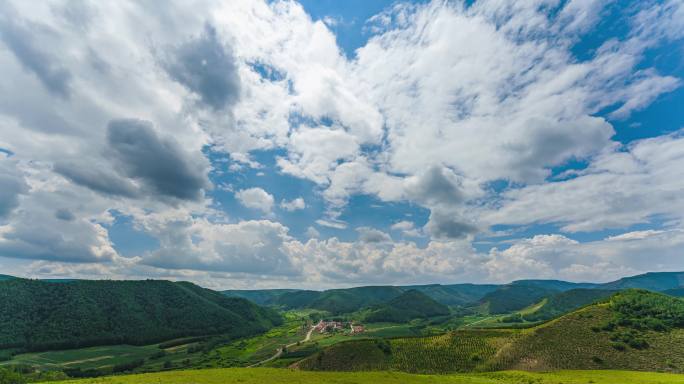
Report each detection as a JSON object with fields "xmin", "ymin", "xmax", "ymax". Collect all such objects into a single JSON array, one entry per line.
[
  {"xmin": 1, "ymin": 0, "xmax": 683, "ymax": 290},
  {"xmin": 3, "ymin": 269, "xmax": 683, "ymax": 292}
]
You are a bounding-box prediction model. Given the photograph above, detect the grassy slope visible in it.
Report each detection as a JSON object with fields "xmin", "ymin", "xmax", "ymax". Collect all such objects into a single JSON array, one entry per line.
[
  {"xmin": 478, "ymin": 285, "xmax": 560, "ymax": 314},
  {"xmin": 494, "ymin": 304, "xmax": 684, "ymax": 371},
  {"xmin": 299, "ymin": 290, "xmax": 684, "ymax": 374},
  {"xmin": 495, "ymin": 290, "xmax": 684, "ymax": 372},
  {"xmin": 41, "ymin": 368, "xmax": 684, "ymax": 384},
  {"xmin": 297, "ymin": 330, "xmax": 518, "ymax": 373},
  {"xmin": 521, "ymin": 288, "xmax": 616, "ymax": 321}
]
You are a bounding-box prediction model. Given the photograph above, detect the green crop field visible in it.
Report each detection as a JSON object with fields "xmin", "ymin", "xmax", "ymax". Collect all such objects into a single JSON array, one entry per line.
[
  {"xmin": 0, "ymin": 345, "xmax": 161, "ymax": 371},
  {"xmin": 39, "ymin": 367, "xmax": 684, "ymax": 384},
  {"xmin": 0, "ymin": 311, "xmax": 310, "ymax": 375}
]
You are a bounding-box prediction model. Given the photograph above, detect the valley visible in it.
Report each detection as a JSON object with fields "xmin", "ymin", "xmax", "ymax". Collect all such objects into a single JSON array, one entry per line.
[{"xmin": 4, "ymin": 272, "xmax": 684, "ymax": 383}]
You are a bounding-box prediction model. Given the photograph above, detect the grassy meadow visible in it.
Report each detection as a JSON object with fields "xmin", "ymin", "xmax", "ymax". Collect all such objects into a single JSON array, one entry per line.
[{"xmin": 40, "ymin": 367, "xmax": 684, "ymax": 384}]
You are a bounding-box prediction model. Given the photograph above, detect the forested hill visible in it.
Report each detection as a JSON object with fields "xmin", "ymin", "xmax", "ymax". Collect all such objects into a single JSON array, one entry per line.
[{"xmin": 0, "ymin": 279, "xmax": 282, "ymax": 352}]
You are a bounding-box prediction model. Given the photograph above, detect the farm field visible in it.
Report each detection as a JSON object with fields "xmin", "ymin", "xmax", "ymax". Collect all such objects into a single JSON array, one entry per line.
[
  {"xmin": 0, "ymin": 345, "xmax": 161, "ymax": 371},
  {"xmin": 41, "ymin": 367, "xmax": 684, "ymax": 384},
  {"xmin": 0, "ymin": 312, "xmax": 310, "ymax": 374}
]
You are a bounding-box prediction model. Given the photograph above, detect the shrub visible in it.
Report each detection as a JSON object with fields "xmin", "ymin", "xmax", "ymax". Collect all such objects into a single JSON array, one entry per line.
[
  {"xmin": 0, "ymin": 368, "xmax": 25, "ymax": 384},
  {"xmin": 611, "ymin": 342, "xmax": 626, "ymax": 351}
]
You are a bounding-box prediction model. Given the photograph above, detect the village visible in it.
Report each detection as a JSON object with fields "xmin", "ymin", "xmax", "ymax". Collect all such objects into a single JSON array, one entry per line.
[{"xmin": 313, "ymin": 320, "xmax": 365, "ymax": 335}]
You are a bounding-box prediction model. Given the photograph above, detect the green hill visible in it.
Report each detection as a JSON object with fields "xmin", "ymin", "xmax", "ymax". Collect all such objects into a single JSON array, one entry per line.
[
  {"xmin": 362, "ymin": 290, "xmax": 450, "ymax": 323},
  {"xmin": 494, "ymin": 290, "xmax": 684, "ymax": 371},
  {"xmin": 298, "ymin": 286, "xmax": 405, "ymax": 314},
  {"xmin": 479, "ymin": 285, "xmax": 560, "ymax": 314},
  {"xmin": 0, "ymin": 274, "xmax": 16, "ymax": 281},
  {"xmin": 0, "ymin": 279, "xmax": 282, "ymax": 352},
  {"xmin": 521, "ymin": 288, "xmax": 616, "ymax": 321},
  {"xmin": 407, "ymin": 284, "xmax": 498, "ymax": 306},
  {"xmin": 216, "ymin": 271, "xmax": 684, "ymax": 314},
  {"xmin": 299, "ymin": 290, "xmax": 684, "ymax": 374},
  {"xmin": 601, "ymin": 272, "xmax": 684, "ymax": 291}
]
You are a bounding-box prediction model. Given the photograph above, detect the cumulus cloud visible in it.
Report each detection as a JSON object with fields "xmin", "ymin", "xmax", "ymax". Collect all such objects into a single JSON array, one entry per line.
[
  {"xmin": 141, "ymin": 219, "xmax": 300, "ymax": 276},
  {"xmin": 235, "ymin": 187, "xmax": 274, "ymax": 214},
  {"xmin": 390, "ymin": 220, "xmax": 421, "ymax": 237},
  {"xmin": 0, "ymin": 6, "xmax": 72, "ymax": 97},
  {"xmin": 280, "ymin": 197, "xmax": 306, "ymax": 211},
  {"xmin": 0, "ymin": 158, "xmax": 28, "ymax": 219},
  {"xmin": 425, "ymin": 210, "xmax": 478, "ymax": 240},
  {"xmin": 0, "ymin": 180, "xmax": 118, "ymax": 264},
  {"xmin": 277, "ymin": 126, "xmax": 359, "ymax": 184},
  {"xmin": 404, "ymin": 166, "xmax": 466, "ymax": 207},
  {"xmin": 54, "ymin": 160, "xmax": 139, "ymax": 198},
  {"xmin": 485, "ymin": 229, "xmax": 684, "ymax": 283},
  {"xmin": 161, "ymin": 24, "xmax": 241, "ymax": 110},
  {"xmin": 482, "ymin": 130, "xmax": 684, "ymax": 232},
  {"xmin": 356, "ymin": 227, "xmax": 392, "ymax": 243},
  {"xmin": 0, "ymin": 0, "xmax": 682, "ymax": 288}
]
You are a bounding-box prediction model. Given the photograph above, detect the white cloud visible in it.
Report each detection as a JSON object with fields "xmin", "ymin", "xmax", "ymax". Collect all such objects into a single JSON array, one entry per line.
[
  {"xmin": 0, "ymin": 0, "xmax": 682, "ymax": 288},
  {"xmin": 141, "ymin": 218, "xmax": 301, "ymax": 276},
  {"xmin": 305, "ymin": 226, "xmax": 320, "ymax": 239},
  {"xmin": 277, "ymin": 126, "xmax": 359, "ymax": 184},
  {"xmin": 605, "ymin": 230, "xmax": 665, "ymax": 241},
  {"xmin": 390, "ymin": 220, "xmax": 422, "ymax": 237},
  {"xmin": 481, "ymin": 130, "xmax": 684, "ymax": 232},
  {"xmin": 280, "ymin": 197, "xmax": 306, "ymax": 211},
  {"xmin": 235, "ymin": 187, "xmax": 274, "ymax": 214},
  {"xmin": 485, "ymin": 229, "xmax": 684, "ymax": 283}
]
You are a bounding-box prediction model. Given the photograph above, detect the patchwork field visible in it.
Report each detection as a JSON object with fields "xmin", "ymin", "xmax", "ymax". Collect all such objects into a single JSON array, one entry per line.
[{"xmin": 41, "ymin": 367, "xmax": 684, "ymax": 384}]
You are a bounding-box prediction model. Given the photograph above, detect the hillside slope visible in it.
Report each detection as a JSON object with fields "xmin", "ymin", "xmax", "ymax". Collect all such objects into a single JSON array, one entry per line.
[
  {"xmin": 0, "ymin": 279, "xmax": 282, "ymax": 352},
  {"xmin": 406, "ymin": 284, "xmax": 499, "ymax": 306},
  {"xmin": 521, "ymin": 288, "xmax": 616, "ymax": 321},
  {"xmin": 479, "ymin": 285, "xmax": 559, "ymax": 314},
  {"xmin": 34, "ymin": 367, "xmax": 684, "ymax": 384},
  {"xmin": 299, "ymin": 290, "xmax": 684, "ymax": 374},
  {"xmin": 494, "ymin": 290, "xmax": 684, "ymax": 371}
]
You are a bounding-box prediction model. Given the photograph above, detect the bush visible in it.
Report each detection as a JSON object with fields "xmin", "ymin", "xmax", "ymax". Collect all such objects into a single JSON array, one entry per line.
[
  {"xmin": 0, "ymin": 368, "xmax": 25, "ymax": 384},
  {"xmin": 611, "ymin": 342, "xmax": 627, "ymax": 351},
  {"xmin": 112, "ymin": 359, "xmax": 145, "ymax": 373}
]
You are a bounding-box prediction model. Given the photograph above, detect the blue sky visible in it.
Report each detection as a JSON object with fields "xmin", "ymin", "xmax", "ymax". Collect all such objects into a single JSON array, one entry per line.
[{"xmin": 0, "ymin": 0, "xmax": 683, "ymax": 289}]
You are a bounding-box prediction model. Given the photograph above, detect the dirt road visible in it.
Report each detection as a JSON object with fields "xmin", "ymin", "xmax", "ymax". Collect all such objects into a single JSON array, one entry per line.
[{"xmin": 247, "ymin": 324, "xmax": 316, "ymax": 368}]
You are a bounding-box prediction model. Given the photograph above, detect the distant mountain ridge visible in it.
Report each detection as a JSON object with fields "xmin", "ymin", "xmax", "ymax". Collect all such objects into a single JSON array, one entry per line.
[{"xmin": 223, "ymin": 271, "xmax": 684, "ymax": 313}]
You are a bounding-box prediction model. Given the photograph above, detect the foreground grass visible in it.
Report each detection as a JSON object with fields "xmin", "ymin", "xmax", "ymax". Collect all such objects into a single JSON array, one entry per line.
[{"xmin": 44, "ymin": 368, "xmax": 684, "ymax": 384}]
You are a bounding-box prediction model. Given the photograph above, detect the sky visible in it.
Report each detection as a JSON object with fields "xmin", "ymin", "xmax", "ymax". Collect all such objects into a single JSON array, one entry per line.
[{"xmin": 0, "ymin": 0, "xmax": 683, "ymax": 290}]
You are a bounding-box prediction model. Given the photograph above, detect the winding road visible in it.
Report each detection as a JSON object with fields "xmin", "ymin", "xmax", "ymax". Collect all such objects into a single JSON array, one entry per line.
[{"xmin": 247, "ymin": 323, "xmax": 317, "ymax": 368}]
